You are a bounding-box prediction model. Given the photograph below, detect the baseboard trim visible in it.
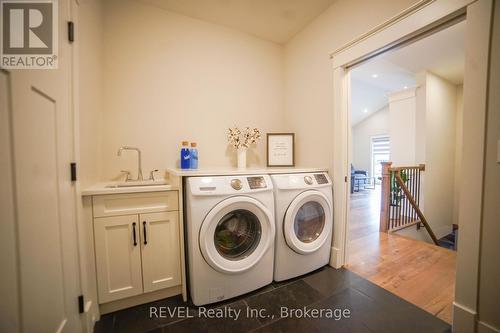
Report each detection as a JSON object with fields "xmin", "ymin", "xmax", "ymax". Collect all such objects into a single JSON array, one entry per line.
[
  {"xmin": 478, "ymin": 321, "xmax": 500, "ymax": 333},
  {"xmin": 99, "ymin": 285, "xmax": 182, "ymax": 314},
  {"xmin": 329, "ymin": 246, "xmax": 343, "ymax": 268},
  {"xmin": 452, "ymin": 302, "xmax": 477, "ymax": 333}
]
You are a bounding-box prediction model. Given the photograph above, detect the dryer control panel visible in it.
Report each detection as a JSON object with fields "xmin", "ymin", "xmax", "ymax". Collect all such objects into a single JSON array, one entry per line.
[{"xmin": 247, "ymin": 176, "xmax": 267, "ymax": 189}]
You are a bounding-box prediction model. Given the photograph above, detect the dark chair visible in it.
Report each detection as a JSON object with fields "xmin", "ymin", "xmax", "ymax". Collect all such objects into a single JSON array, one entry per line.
[{"xmin": 351, "ymin": 164, "xmax": 369, "ymax": 193}]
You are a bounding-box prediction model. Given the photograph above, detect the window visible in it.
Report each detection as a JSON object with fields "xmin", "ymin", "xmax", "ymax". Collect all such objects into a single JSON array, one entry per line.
[{"xmin": 371, "ymin": 136, "xmax": 390, "ymax": 183}]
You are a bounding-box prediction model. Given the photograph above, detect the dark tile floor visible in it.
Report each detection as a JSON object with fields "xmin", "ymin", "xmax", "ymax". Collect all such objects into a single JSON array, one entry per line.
[{"xmin": 94, "ymin": 266, "xmax": 451, "ymax": 333}]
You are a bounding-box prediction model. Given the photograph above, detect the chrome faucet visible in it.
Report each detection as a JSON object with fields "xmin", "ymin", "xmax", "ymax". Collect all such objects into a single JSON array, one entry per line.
[{"xmin": 117, "ymin": 146, "xmax": 143, "ymax": 181}]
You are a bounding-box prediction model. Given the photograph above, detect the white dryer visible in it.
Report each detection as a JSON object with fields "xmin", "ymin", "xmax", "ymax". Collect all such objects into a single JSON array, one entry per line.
[
  {"xmin": 271, "ymin": 172, "xmax": 333, "ymax": 281},
  {"xmin": 185, "ymin": 175, "xmax": 275, "ymax": 306}
]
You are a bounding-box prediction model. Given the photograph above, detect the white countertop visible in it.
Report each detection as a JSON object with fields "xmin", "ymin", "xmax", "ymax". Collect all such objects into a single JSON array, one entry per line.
[
  {"xmin": 81, "ymin": 181, "xmax": 178, "ymax": 196},
  {"xmin": 166, "ymin": 167, "xmax": 329, "ymax": 177},
  {"xmin": 82, "ymin": 168, "xmax": 329, "ymax": 195}
]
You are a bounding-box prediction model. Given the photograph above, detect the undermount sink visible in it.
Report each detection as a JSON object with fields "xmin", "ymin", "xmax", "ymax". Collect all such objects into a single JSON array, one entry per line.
[{"xmin": 105, "ymin": 180, "xmax": 168, "ymax": 188}]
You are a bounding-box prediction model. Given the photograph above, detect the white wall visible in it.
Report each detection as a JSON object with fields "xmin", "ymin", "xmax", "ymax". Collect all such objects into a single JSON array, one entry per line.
[
  {"xmin": 453, "ymin": 85, "xmax": 464, "ymax": 226},
  {"xmin": 78, "ymin": 0, "xmax": 104, "ymax": 187},
  {"xmin": 415, "ymin": 73, "xmax": 427, "ymax": 164},
  {"xmin": 91, "ymin": 0, "xmax": 419, "ymax": 178},
  {"xmin": 396, "ymin": 73, "xmax": 459, "ymax": 241},
  {"xmin": 284, "ymin": 0, "xmax": 418, "ymax": 170},
  {"xmin": 422, "ymin": 72, "xmax": 458, "ymax": 238},
  {"xmin": 388, "ymin": 88, "xmax": 417, "ymax": 166},
  {"xmin": 352, "ymin": 106, "xmax": 389, "ymax": 175},
  {"xmin": 101, "ymin": 0, "xmax": 285, "ymax": 180}
]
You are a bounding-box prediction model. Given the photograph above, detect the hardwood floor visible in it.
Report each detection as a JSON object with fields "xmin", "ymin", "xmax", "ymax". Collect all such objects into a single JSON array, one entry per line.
[
  {"xmin": 348, "ymin": 187, "xmax": 381, "ymax": 242},
  {"xmin": 346, "ymin": 187, "xmax": 456, "ymax": 324}
]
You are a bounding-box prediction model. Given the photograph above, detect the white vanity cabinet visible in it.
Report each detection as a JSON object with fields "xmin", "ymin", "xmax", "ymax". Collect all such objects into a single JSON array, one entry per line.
[
  {"xmin": 140, "ymin": 211, "xmax": 181, "ymax": 293},
  {"xmin": 94, "ymin": 215, "xmax": 143, "ymax": 302},
  {"xmin": 92, "ymin": 191, "xmax": 182, "ymax": 304}
]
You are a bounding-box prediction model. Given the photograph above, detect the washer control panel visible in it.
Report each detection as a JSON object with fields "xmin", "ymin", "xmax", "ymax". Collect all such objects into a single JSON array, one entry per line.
[
  {"xmin": 304, "ymin": 176, "xmax": 314, "ymax": 185},
  {"xmin": 314, "ymin": 173, "xmax": 329, "ymax": 184},
  {"xmin": 230, "ymin": 179, "xmax": 243, "ymax": 190},
  {"xmin": 247, "ymin": 176, "xmax": 267, "ymax": 189}
]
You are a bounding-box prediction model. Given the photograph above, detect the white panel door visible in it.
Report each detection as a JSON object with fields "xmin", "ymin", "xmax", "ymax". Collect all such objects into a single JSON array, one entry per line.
[
  {"xmin": 140, "ymin": 212, "xmax": 181, "ymax": 293},
  {"xmin": 4, "ymin": 1, "xmax": 81, "ymax": 332},
  {"xmin": 94, "ymin": 215, "xmax": 143, "ymax": 303},
  {"xmin": 0, "ymin": 70, "xmax": 20, "ymax": 333}
]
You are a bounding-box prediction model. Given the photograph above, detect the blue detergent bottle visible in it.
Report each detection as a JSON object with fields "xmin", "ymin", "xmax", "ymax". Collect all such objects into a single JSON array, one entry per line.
[
  {"xmin": 190, "ymin": 142, "xmax": 198, "ymax": 169},
  {"xmin": 180, "ymin": 141, "xmax": 191, "ymax": 169}
]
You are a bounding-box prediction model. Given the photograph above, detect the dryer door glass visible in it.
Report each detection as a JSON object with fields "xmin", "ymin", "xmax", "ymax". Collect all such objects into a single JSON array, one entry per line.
[
  {"xmin": 283, "ymin": 190, "xmax": 332, "ymax": 255},
  {"xmin": 294, "ymin": 201, "xmax": 325, "ymax": 243},
  {"xmin": 214, "ymin": 209, "xmax": 262, "ymax": 261}
]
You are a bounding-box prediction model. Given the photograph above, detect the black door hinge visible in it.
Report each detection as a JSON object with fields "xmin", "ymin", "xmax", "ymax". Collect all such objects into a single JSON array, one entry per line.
[
  {"xmin": 68, "ymin": 21, "xmax": 74, "ymax": 43},
  {"xmin": 78, "ymin": 295, "xmax": 84, "ymax": 314},
  {"xmin": 70, "ymin": 162, "xmax": 77, "ymax": 181},
  {"xmin": 345, "ymin": 176, "xmax": 348, "ymax": 182}
]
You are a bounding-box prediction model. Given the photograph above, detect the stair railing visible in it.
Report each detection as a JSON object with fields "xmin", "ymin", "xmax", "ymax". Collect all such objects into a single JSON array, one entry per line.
[{"xmin": 379, "ymin": 162, "xmax": 439, "ymax": 245}]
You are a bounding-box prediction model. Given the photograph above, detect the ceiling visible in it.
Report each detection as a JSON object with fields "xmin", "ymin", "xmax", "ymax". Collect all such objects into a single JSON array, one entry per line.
[
  {"xmin": 351, "ymin": 20, "xmax": 465, "ymax": 126},
  {"xmin": 351, "ymin": 59, "xmax": 415, "ymax": 124},
  {"xmin": 139, "ymin": 0, "xmax": 337, "ymax": 44},
  {"xmin": 384, "ymin": 21, "xmax": 465, "ymax": 85}
]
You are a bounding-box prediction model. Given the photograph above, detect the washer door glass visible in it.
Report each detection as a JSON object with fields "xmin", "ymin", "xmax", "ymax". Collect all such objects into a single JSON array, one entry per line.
[
  {"xmin": 199, "ymin": 196, "xmax": 275, "ymax": 274},
  {"xmin": 214, "ymin": 209, "xmax": 262, "ymax": 260},
  {"xmin": 294, "ymin": 201, "xmax": 325, "ymax": 243}
]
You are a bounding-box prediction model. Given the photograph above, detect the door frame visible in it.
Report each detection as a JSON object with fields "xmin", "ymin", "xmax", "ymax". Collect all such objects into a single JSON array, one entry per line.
[{"xmin": 329, "ymin": 0, "xmax": 493, "ymax": 331}]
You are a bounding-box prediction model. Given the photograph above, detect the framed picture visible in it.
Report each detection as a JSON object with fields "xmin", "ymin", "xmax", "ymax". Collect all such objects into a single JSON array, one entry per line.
[{"xmin": 267, "ymin": 133, "xmax": 295, "ymax": 167}]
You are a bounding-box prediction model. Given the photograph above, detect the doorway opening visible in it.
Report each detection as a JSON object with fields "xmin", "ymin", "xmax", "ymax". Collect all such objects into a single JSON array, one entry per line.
[{"xmin": 346, "ymin": 19, "xmax": 465, "ymax": 324}]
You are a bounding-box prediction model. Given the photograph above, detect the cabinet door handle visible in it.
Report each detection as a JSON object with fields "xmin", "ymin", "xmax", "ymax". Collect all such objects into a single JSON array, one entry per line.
[
  {"xmin": 143, "ymin": 221, "xmax": 147, "ymax": 245},
  {"xmin": 132, "ymin": 222, "xmax": 137, "ymax": 246}
]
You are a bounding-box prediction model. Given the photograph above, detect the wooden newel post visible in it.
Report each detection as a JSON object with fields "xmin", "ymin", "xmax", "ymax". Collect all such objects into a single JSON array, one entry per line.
[{"xmin": 379, "ymin": 161, "xmax": 392, "ymax": 232}]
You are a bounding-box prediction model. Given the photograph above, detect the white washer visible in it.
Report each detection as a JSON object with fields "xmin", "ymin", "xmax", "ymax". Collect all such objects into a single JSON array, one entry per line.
[
  {"xmin": 271, "ymin": 172, "xmax": 333, "ymax": 281},
  {"xmin": 186, "ymin": 175, "xmax": 275, "ymax": 306}
]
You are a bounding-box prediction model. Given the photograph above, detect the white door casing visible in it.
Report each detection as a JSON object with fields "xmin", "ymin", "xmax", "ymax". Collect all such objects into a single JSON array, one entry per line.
[
  {"xmin": 330, "ymin": 0, "xmax": 492, "ymax": 331},
  {"xmin": 140, "ymin": 211, "xmax": 182, "ymax": 293},
  {"xmin": 330, "ymin": 0, "xmax": 477, "ymax": 267}
]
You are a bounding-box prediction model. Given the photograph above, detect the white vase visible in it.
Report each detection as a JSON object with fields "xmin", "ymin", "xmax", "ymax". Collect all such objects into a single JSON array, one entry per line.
[{"xmin": 237, "ymin": 147, "xmax": 247, "ymax": 169}]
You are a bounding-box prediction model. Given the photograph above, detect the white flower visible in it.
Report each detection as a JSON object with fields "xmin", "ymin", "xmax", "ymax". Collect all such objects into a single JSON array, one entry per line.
[{"xmin": 227, "ymin": 127, "xmax": 261, "ymax": 149}]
